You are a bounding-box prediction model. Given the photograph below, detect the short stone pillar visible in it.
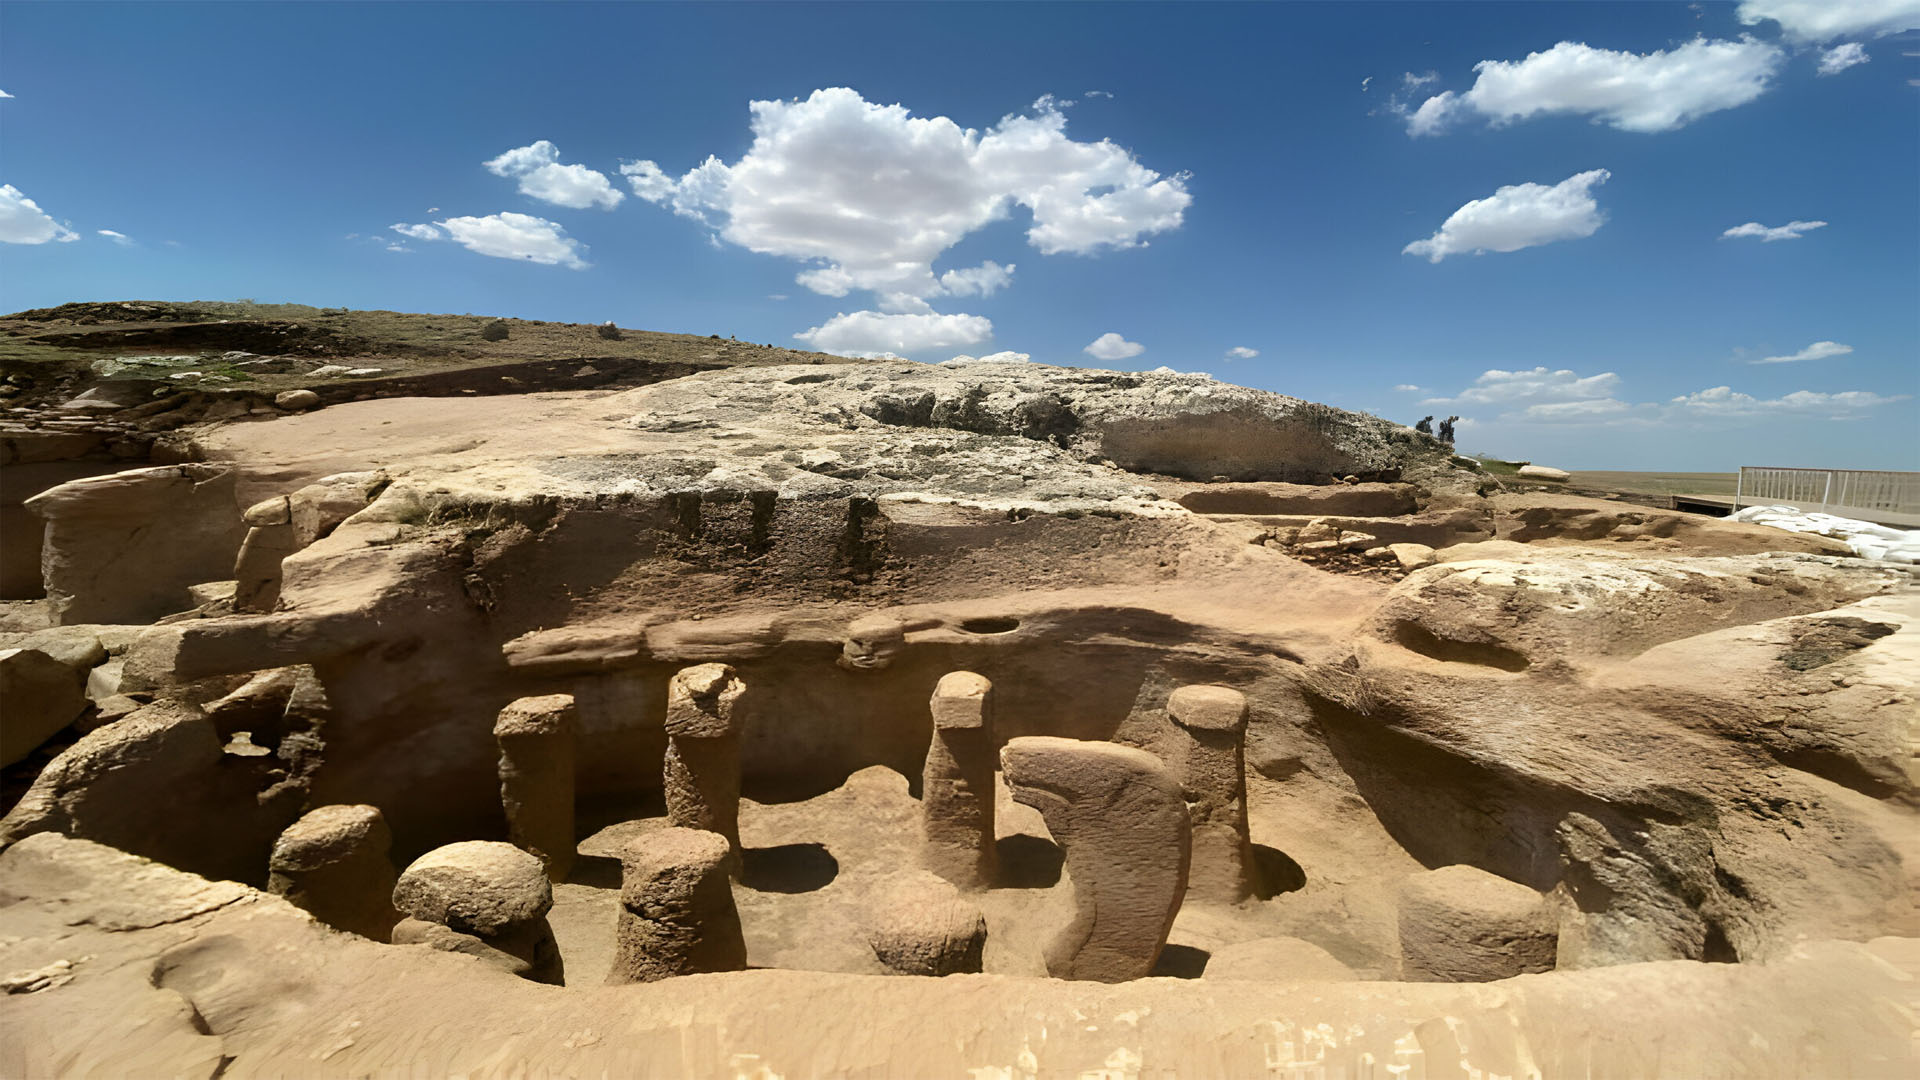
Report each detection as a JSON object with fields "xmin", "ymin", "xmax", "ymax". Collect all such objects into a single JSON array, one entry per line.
[
  {"xmin": 1164, "ymin": 684, "xmax": 1254, "ymax": 903},
  {"xmin": 866, "ymin": 870, "xmax": 987, "ymax": 976},
  {"xmin": 1398, "ymin": 865, "xmax": 1558, "ymax": 982},
  {"xmin": 663, "ymin": 664, "xmax": 746, "ymax": 856},
  {"xmin": 921, "ymin": 671, "xmax": 996, "ymax": 890},
  {"xmin": 608, "ymin": 827, "xmax": 746, "ymax": 983},
  {"xmin": 268, "ymin": 804, "xmax": 399, "ymax": 940},
  {"xmin": 391, "ymin": 841, "xmax": 563, "ymax": 984},
  {"xmin": 1000, "ymin": 736, "xmax": 1191, "ymax": 982},
  {"xmin": 495, "ymin": 693, "xmax": 576, "ymax": 883}
]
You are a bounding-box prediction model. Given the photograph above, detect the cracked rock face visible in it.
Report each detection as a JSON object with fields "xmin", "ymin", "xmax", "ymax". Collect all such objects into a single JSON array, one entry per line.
[{"xmin": 1, "ymin": 356, "xmax": 1915, "ymax": 1075}]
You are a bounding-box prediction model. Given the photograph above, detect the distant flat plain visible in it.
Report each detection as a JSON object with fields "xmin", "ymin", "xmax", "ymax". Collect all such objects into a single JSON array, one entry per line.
[{"xmin": 1567, "ymin": 471, "xmax": 1737, "ymax": 497}]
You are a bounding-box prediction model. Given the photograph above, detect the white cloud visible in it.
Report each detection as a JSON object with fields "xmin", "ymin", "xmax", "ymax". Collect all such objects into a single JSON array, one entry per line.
[
  {"xmin": 768, "ymin": 293, "xmax": 789, "ymax": 301},
  {"xmin": 386, "ymin": 244, "xmax": 412, "ymax": 253},
  {"xmin": 943, "ymin": 350, "xmax": 1031, "ymax": 365},
  {"xmin": 793, "ymin": 310, "xmax": 993, "ymax": 357},
  {"xmin": 1393, "ymin": 384, "xmax": 1424, "ymax": 393},
  {"xmin": 1403, "ymin": 70, "xmax": 1441, "ymax": 89},
  {"xmin": 390, "ymin": 222, "xmax": 443, "ymax": 240},
  {"xmin": 1721, "ymin": 219, "xmax": 1826, "ymax": 241},
  {"xmin": 1405, "ymin": 38, "xmax": 1783, "ymax": 136},
  {"xmin": 1817, "ymin": 41, "xmax": 1872, "ymax": 74},
  {"xmin": 1752, "ymin": 340, "xmax": 1853, "ymax": 364},
  {"xmin": 0, "ymin": 89, "xmax": 13, "ymax": 99},
  {"xmin": 1225, "ymin": 346, "xmax": 1259, "ymax": 359},
  {"xmin": 1083, "ymin": 332, "xmax": 1146, "ymax": 361},
  {"xmin": 1424, "ymin": 366, "xmax": 1624, "ymax": 407},
  {"xmin": 96, "ymin": 229, "xmax": 134, "ymax": 246},
  {"xmin": 1084, "ymin": 89, "xmax": 1113, "ymax": 99},
  {"xmin": 624, "ymin": 89, "xmax": 1190, "ymax": 308},
  {"xmin": 1422, "ymin": 364, "xmax": 1907, "ymax": 426},
  {"xmin": 0, "ymin": 185, "xmax": 78, "ymax": 244},
  {"xmin": 937, "ymin": 260, "xmax": 1016, "ymax": 298},
  {"xmin": 433, "ymin": 212, "xmax": 588, "ymax": 269},
  {"xmin": 484, "ymin": 140, "xmax": 624, "ymax": 210},
  {"xmin": 1670, "ymin": 386, "xmax": 1908, "ymax": 416},
  {"xmin": 1738, "ymin": 0, "xmax": 1920, "ymax": 43},
  {"xmin": 1404, "ymin": 169, "xmax": 1609, "ymax": 263}
]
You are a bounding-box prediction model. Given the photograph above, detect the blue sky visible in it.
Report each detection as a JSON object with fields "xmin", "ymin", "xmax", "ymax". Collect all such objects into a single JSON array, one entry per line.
[{"xmin": 2, "ymin": 1, "xmax": 1915, "ymax": 469}]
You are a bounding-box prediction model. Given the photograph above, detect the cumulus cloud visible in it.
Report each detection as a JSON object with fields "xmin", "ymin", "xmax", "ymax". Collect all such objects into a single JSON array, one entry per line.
[
  {"xmin": 0, "ymin": 185, "xmax": 79, "ymax": 244},
  {"xmin": 0, "ymin": 89, "xmax": 13, "ymax": 99},
  {"xmin": 431, "ymin": 212, "xmax": 588, "ymax": 268},
  {"xmin": 1422, "ymin": 364, "xmax": 1906, "ymax": 426},
  {"xmin": 943, "ymin": 350, "xmax": 1032, "ymax": 365},
  {"xmin": 1752, "ymin": 340, "xmax": 1853, "ymax": 364},
  {"xmin": 623, "ymin": 89, "xmax": 1190, "ymax": 308},
  {"xmin": 1670, "ymin": 386, "xmax": 1907, "ymax": 416},
  {"xmin": 1817, "ymin": 42, "xmax": 1872, "ymax": 74},
  {"xmin": 1083, "ymin": 332, "xmax": 1146, "ymax": 361},
  {"xmin": 390, "ymin": 222, "xmax": 443, "ymax": 241},
  {"xmin": 1722, "ymin": 219, "xmax": 1826, "ymax": 241},
  {"xmin": 938, "ymin": 260, "xmax": 1016, "ymax": 298},
  {"xmin": 793, "ymin": 310, "xmax": 993, "ymax": 357},
  {"xmin": 1424, "ymin": 366, "xmax": 1624, "ymax": 408},
  {"xmin": 1738, "ymin": 0, "xmax": 1920, "ymax": 43},
  {"xmin": 1404, "ymin": 169, "xmax": 1609, "ymax": 263},
  {"xmin": 484, "ymin": 140, "xmax": 624, "ymax": 210},
  {"xmin": 1225, "ymin": 346, "xmax": 1259, "ymax": 360},
  {"xmin": 1404, "ymin": 38, "xmax": 1782, "ymax": 136},
  {"xmin": 96, "ymin": 229, "xmax": 134, "ymax": 246}
]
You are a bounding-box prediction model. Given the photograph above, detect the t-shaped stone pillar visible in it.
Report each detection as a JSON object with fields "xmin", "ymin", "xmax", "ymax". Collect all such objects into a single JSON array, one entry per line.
[
  {"xmin": 663, "ymin": 664, "xmax": 746, "ymax": 856},
  {"xmin": 267, "ymin": 803, "xmax": 399, "ymax": 941},
  {"xmin": 1000, "ymin": 736, "xmax": 1190, "ymax": 982},
  {"xmin": 1165, "ymin": 684, "xmax": 1254, "ymax": 903},
  {"xmin": 608, "ymin": 827, "xmax": 747, "ymax": 983},
  {"xmin": 495, "ymin": 693, "xmax": 577, "ymax": 883},
  {"xmin": 921, "ymin": 671, "xmax": 997, "ymax": 890}
]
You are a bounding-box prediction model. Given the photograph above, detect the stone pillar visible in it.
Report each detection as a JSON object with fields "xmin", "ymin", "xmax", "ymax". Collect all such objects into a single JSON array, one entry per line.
[
  {"xmin": 921, "ymin": 671, "xmax": 996, "ymax": 890},
  {"xmin": 663, "ymin": 664, "xmax": 745, "ymax": 856},
  {"xmin": 268, "ymin": 804, "xmax": 399, "ymax": 940},
  {"xmin": 391, "ymin": 841, "xmax": 563, "ymax": 984},
  {"xmin": 608, "ymin": 826, "xmax": 746, "ymax": 983},
  {"xmin": 866, "ymin": 870, "xmax": 987, "ymax": 976},
  {"xmin": 1164, "ymin": 684, "xmax": 1254, "ymax": 903},
  {"xmin": 1000, "ymin": 736, "xmax": 1190, "ymax": 982},
  {"xmin": 495, "ymin": 693, "xmax": 576, "ymax": 883}
]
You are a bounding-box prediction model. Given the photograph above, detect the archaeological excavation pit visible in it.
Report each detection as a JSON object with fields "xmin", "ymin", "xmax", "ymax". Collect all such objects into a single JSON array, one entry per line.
[{"xmin": 1, "ymin": 354, "xmax": 1915, "ymax": 1077}]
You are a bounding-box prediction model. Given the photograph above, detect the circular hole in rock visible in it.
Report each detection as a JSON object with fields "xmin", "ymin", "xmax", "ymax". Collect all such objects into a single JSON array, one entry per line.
[
  {"xmin": 958, "ymin": 617, "xmax": 1020, "ymax": 635},
  {"xmin": 740, "ymin": 843, "xmax": 838, "ymax": 894},
  {"xmin": 1252, "ymin": 844, "xmax": 1307, "ymax": 899}
]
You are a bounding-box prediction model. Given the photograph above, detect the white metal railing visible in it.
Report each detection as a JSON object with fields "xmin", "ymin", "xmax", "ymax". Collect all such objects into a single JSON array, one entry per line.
[{"xmin": 1734, "ymin": 467, "xmax": 1920, "ymax": 516}]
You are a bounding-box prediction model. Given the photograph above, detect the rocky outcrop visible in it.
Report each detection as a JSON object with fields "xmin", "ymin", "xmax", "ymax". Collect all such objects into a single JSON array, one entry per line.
[
  {"xmin": 1397, "ymin": 865, "xmax": 1558, "ymax": 981},
  {"xmin": 0, "ymin": 647, "xmax": 88, "ymax": 766},
  {"xmin": 23, "ymin": 464, "xmax": 245, "ymax": 624}
]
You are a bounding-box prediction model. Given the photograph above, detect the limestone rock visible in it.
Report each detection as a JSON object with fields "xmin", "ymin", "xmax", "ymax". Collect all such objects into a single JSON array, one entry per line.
[
  {"xmin": 664, "ymin": 664, "xmax": 746, "ymax": 854},
  {"xmin": 1165, "ymin": 684, "xmax": 1254, "ymax": 903},
  {"xmin": 2, "ymin": 625, "xmax": 107, "ymax": 670},
  {"xmin": 495, "ymin": 693, "xmax": 577, "ymax": 882},
  {"xmin": 273, "ymin": 389, "xmax": 320, "ymax": 410},
  {"xmin": 1516, "ymin": 465, "xmax": 1570, "ymax": 481},
  {"xmin": 268, "ymin": 804, "xmax": 398, "ymax": 940},
  {"xmin": 1001, "ymin": 736, "xmax": 1191, "ymax": 982},
  {"xmin": 1388, "ymin": 542, "xmax": 1436, "ymax": 570},
  {"xmin": 609, "ymin": 827, "xmax": 745, "ymax": 983},
  {"xmin": 22, "ymin": 464, "xmax": 245, "ymax": 625},
  {"xmin": 1398, "ymin": 865, "xmax": 1558, "ymax": 982},
  {"xmin": 922, "ymin": 671, "xmax": 996, "ymax": 890},
  {"xmin": 865, "ymin": 871, "xmax": 987, "ymax": 976},
  {"xmin": 0, "ymin": 648, "xmax": 88, "ymax": 766},
  {"xmin": 1203, "ymin": 937, "xmax": 1360, "ymax": 982},
  {"xmin": 392, "ymin": 841, "xmax": 552, "ymax": 937}
]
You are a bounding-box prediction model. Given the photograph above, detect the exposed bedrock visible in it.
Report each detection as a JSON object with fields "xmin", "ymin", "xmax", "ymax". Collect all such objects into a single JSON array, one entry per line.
[
  {"xmin": 24, "ymin": 463, "xmax": 245, "ymax": 625},
  {"xmin": 7, "ymin": 835, "xmax": 1914, "ymax": 1078},
  {"xmin": 1001, "ymin": 735, "xmax": 1191, "ymax": 982},
  {"xmin": 1397, "ymin": 864, "xmax": 1558, "ymax": 982}
]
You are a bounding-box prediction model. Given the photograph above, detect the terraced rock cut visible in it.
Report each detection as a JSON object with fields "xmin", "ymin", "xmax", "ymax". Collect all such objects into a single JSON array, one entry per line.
[{"xmin": 1, "ymin": 307, "xmax": 1914, "ymax": 1077}]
